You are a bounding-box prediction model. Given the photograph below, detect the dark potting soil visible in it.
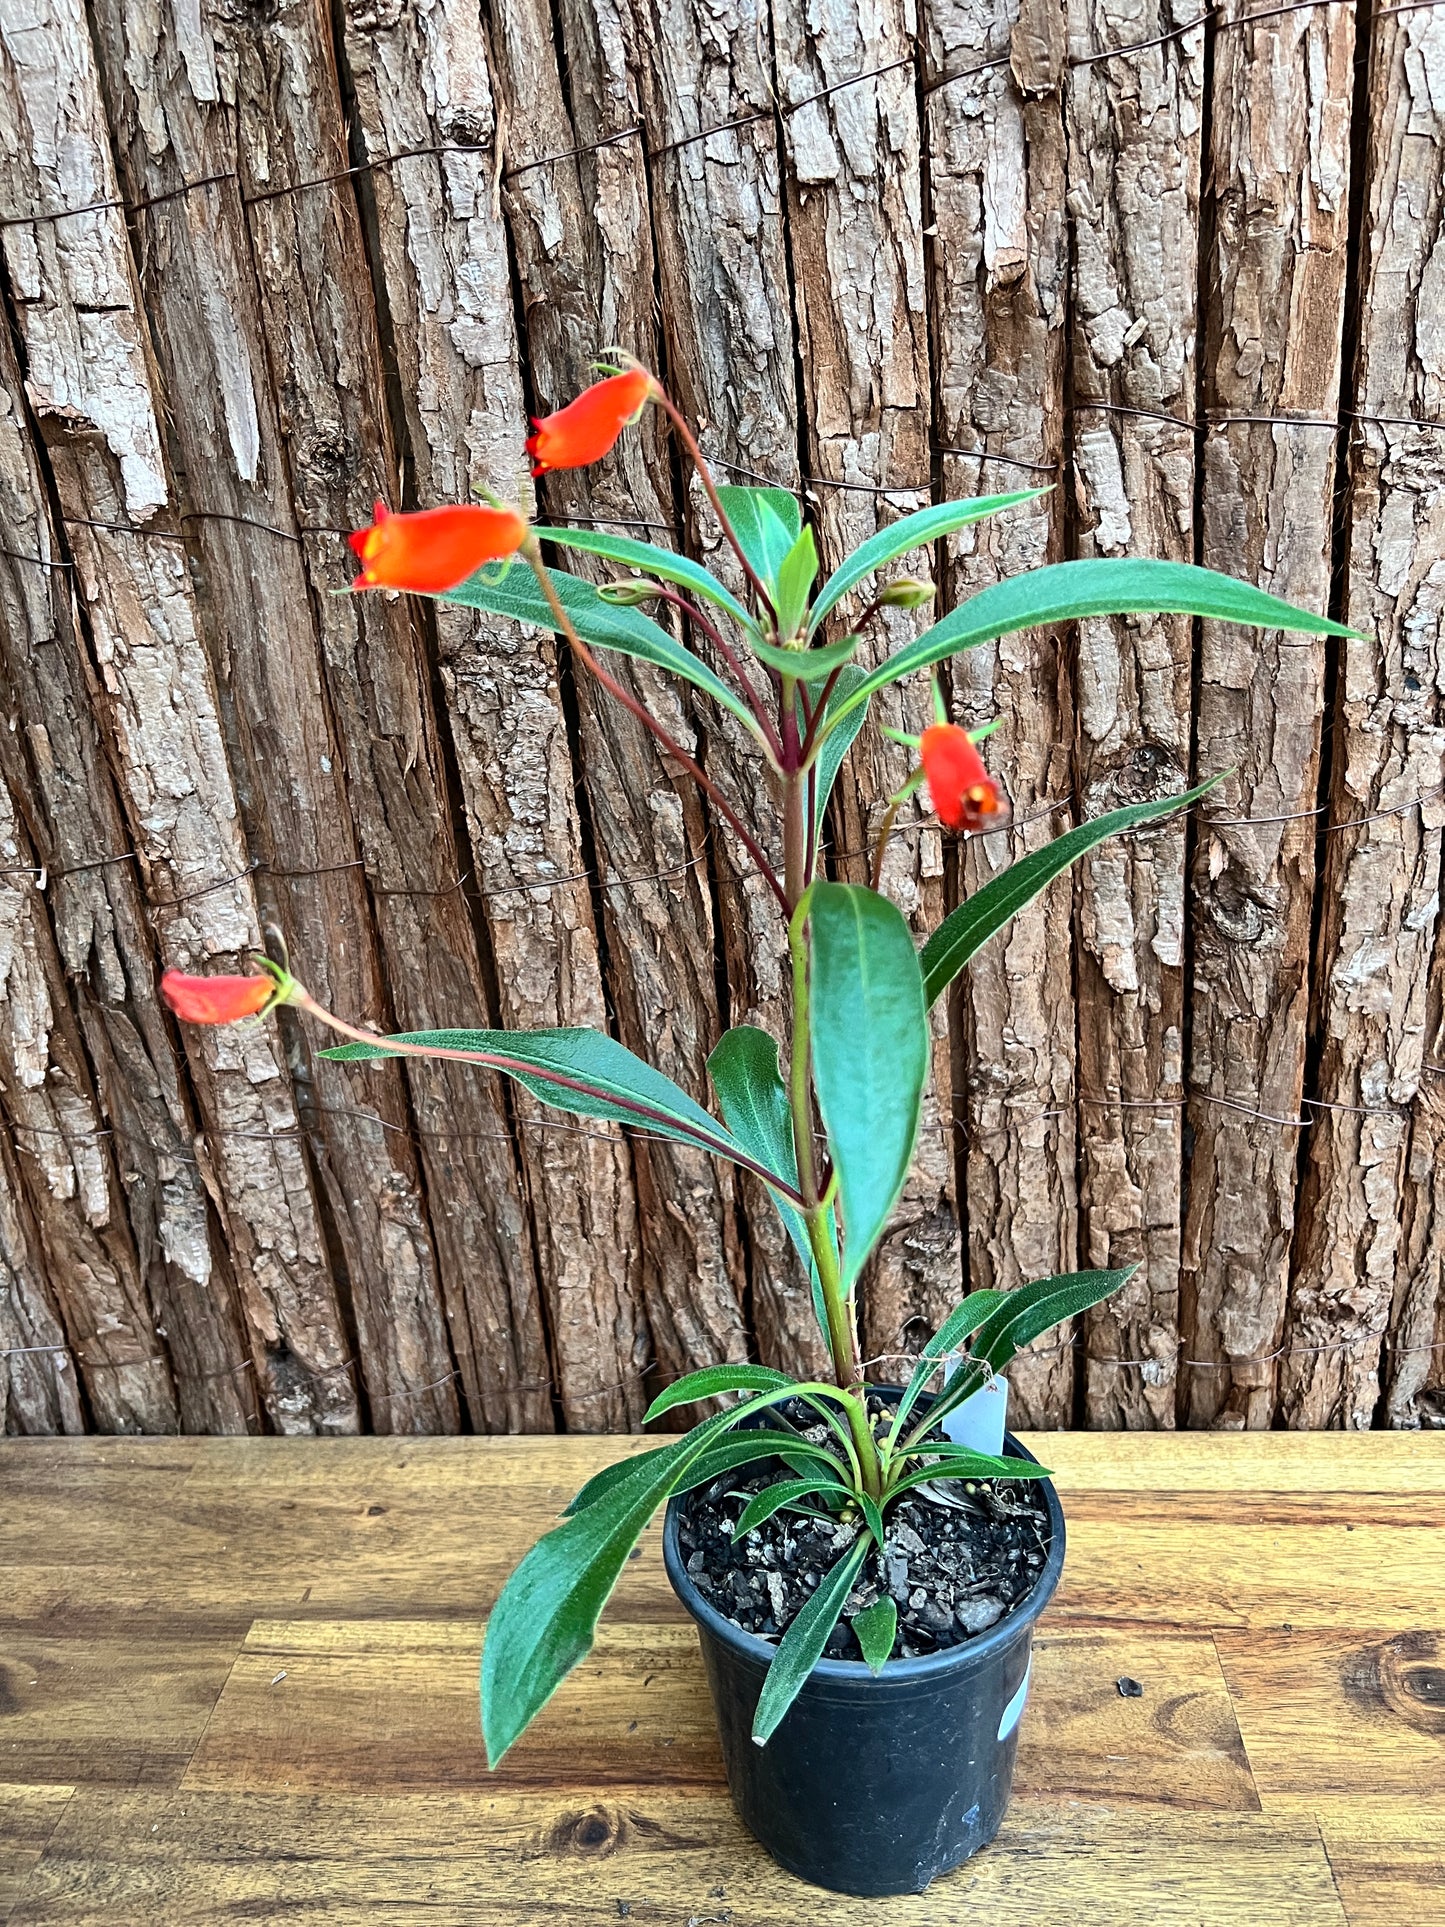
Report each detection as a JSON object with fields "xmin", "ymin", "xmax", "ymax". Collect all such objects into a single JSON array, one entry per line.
[{"xmin": 676, "ymin": 1397, "xmax": 1052, "ymax": 1664}]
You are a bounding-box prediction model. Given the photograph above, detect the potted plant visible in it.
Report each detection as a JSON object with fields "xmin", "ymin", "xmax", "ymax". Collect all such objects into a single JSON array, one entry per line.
[{"xmin": 162, "ymin": 363, "xmax": 1346, "ymax": 1895}]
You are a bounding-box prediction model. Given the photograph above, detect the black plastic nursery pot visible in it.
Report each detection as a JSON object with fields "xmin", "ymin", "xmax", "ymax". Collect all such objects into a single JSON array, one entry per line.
[{"xmin": 661, "ymin": 1411, "xmax": 1064, "ymax": 1897}]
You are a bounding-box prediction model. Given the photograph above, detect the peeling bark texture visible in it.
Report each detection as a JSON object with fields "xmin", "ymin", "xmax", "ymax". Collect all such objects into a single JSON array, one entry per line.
[
  {"xmin": 338, "ymin": 0, "xmax": 646, "ymax": 1430},
  {"xmin": 771, "ymin": 0, "xmax": 960, "ymax": 1369},
  {"xmin": 155, "ymin": 0, "xmax": 544, "ymax": 1435},
  {"xmin": 630, "ymin": 0, "xmax": 829, "ymax": 1378},
  {"xmin": 490, "ymin": 0, "xmax": 749, "ymax": 1399},
  {"xmin": 1285, "ymin": 9, "xmax": 1445, "ymax": 1430},
  {"xmin": 1391, "ymin": 924, "xmax": 1445, "ymax": 1426},
  {"xmin": 925, "ymin": 0, "xmax": 1077, "ymax": 1425},
  {"xmin": 0, "ymin": 772, "xmax": 177, "ymax": 1431},
  {"xmin": 0, "ymin": 285, "xmax": 254, "ymax": 1434},
  {"xmin": 83, "ymin": 0, "xmax": 464, "ymax": 1436},
  {"xmin": 1065, "ymin": 0, "xmax": 1203, "ymax": 1429},
  {"xmin": 0, "ymin": 0, "xmax": 357, "ymax": 1435},
  {"xmin": 0, "ymin": 1128, "xmax": 85, "ymax": 1434},
  {"xmin": 1184, "ymin": 2, "xmax": 1355, "ymax": 1431}
]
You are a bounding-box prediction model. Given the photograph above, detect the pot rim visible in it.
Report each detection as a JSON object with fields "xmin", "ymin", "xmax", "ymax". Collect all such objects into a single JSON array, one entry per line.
[{"xmin": 662, "ymin": 1415, "xmax": 1066, "ymax": 1685}]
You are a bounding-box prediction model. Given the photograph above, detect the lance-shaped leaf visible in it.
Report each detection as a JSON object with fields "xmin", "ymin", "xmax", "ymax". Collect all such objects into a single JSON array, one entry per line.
[
  {"xmin": 772, "ymin": 525, "xmax": 819, "ymax": 639},
  {"xmin": 807, "ymin": 490, "xmax": 1043, "ymax": 636},
  {"xmin": 644, "ymin": 1363, "xmax": 795, "ymax": 1423},
  {"xmin": 752, "ymin": 1535, "xmax": 870, "ymax": 1743},
  {"xmin": 531, "ymin": 525, "xmax": 754, "ymax": 631},
  {"xmin": 564, "ymin": 1429, "xmax": 845, "ymax": 1517},
  {"xmin": 925, "ymin": 1268, "xmax": 1134, "ymax": 1431},
  {"xmin": 483, "ymin": 1388, "xmax": 796, "ymax": 1764},
  {"xmin": 810, "ymin": 665, "xmax": 871, "ymax": 844},
  {"xmin": 920, "ymin": 778, "xmax": 1222, "ymax": 1008},
  {"xmin": 888, "ymin": 1288, "xmax": 1012, "ymax": 1439},
  {"xmin": 818, "ymin": 558, "xmax": 1358, "ymax": 738},
  {"xmin": 322, "ymin": 1026, "xmax": 797, "ymax": 1201},
  {"xmin": 717, "ymin": 485, "xmax": 801, "ymax": 587},
  {"xmin": 441, "ymin": 560, "xmax": 761, "ymax": 734},
  {"xmin": 809, "ymin": 884, "xmax": 929, "ymax": 1292},
  {"xmin": 708, "ymin": 1026, "xmax": 833, "ymax": 1340},
  {"xmin": 732, "ymin": 1475, "xmax": 855, "ymax": 1540}
]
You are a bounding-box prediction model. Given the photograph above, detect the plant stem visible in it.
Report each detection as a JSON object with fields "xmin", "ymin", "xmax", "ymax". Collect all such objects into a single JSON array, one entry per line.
[
  {"xmin": 645, "ymin": 583, "xmax": 782, "ymax": 760},
  {"xmin": 522, "ymin": 542, "xmax": 789, "ymax": 915},
  {"xmin": 652, "ymin": 388, "xmax": 773, "ymax": 614}
]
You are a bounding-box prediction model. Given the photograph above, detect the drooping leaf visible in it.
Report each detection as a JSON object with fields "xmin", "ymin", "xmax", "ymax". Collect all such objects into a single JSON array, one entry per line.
[
  {"xmin": 810, "ymin": 665, "xmax": 871, "ymax": 844},
  {"xmin": 887, "ymin": 1456, "xmax": 1050, "ymax": 1502},
  {"xmin": 645, "ymin": 1363, "xmax": 795, "ymax": 1424},
  {"xmin": 483, "ymin": 1388, "xmax": 797, "ymax": 1764},
  {"xmin": 441, "ymin": 560, "xmax": 761, "ymax": 734},
  {"xmin": 807, "ymin": 491, "xmax": 1043, "ymax": 636},
  {"xmin": 772, "ymin": 525, "xmax": 819, "ymax": 639},
  {"xmin": 919, "ymin": 778, "xmax": 1222, "ymax": 1008},
  {"xmin": 563, "ymin": 1429, "xmax": 848, "ymax": 1518},
  {"xmin": 751, "ymin": 1535, "xmax": 870, "ymax": 1744},
  {"xmin": 819, "ymin": 558, "xmax": 1358, "ymax": 738},
  {"xmin": 531, "ymin": 525, "xmax": 755, "ymax": 631},
  {"xmin": 808, "ymin": 884, "xmax": 929, "ymax": 1292},
  {"xmin": 708, "ymin": 1025, "xmax": 833, "ymax": 1341},
  {"xmin": 717, "ymin": 485, "xmax": 801, "ymax": 587},
  {"xmin": 733, "ymin": 1475, "xmax": 854, "ymax": 1540},
  {"xmin": 747, "ymin": 631, "xmax": 858, "ymax": 682},
  {"xmin": 890, "ymin": 1443, "xmax": 1050, "ymax": 1482},
  {"xmin": 322, "ymin": 1026, "xmax": 783, "ymax": 1192},
  {"xmin": 850, "ymin": 1595, "xmax": 898, "ymax": 1675}
]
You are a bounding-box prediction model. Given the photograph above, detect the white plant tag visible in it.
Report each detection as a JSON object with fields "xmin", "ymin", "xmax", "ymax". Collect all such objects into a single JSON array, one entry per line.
[{"xmin": 940, "ymin": 1371, "xmax": 1008, "ymax": 1455}]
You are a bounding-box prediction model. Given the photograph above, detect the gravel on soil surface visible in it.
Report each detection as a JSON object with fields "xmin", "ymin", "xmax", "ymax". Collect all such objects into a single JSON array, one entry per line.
[{"xmin": 676, "ymin": 1398, "xmax": 1052, "ymax": 1664}]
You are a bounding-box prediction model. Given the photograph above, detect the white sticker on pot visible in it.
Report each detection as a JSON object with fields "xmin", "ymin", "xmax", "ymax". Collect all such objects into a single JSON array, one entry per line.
[{"xmin": 997, "ymin": 1659, "xmax": 1032, "ymax": 1742}]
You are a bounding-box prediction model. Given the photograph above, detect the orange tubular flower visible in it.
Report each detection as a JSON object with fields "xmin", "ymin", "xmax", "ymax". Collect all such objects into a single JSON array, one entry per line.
[
  {"xmin": 920, "ymin": 724, "xmax": 1012, "ymax": 834},
  {"xmin": 527, "ymin": 368, "xmax": 655, "ymax": 476},
  {"xmin": 161, "ymin": 970, "xmax": 276, "ymax": 1026},
  {"xmin": 349, "ymin": 501, "xmax": 526, "ymax": 594}
]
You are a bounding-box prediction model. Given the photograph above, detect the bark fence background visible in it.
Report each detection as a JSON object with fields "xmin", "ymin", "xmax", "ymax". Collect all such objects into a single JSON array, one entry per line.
[{"xmin": 0, "ymin": 0, "xmax": 1441, "ymax": 1437}]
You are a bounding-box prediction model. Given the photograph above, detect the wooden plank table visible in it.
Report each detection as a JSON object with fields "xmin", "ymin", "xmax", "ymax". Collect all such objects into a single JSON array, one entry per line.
[{"xmin": 0, "ymin": 1433, "xmax": 1441, "ymax": 1923}]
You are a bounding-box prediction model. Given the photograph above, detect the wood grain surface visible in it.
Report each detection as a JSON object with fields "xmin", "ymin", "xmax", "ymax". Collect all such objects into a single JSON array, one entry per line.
[{"xmin": 0, "ymin": 1433, "xmax": 1439, "ymax": 1923}]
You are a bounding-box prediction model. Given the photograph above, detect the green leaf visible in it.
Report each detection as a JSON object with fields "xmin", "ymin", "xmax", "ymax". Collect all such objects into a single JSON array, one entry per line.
[
  {"xmin": 751, "ymin": 1535, "xmax": 870, "ymax": 1743},
  {"xmin": 857, "ymin": 1492, "xmax": 886, "ymax": 1550},
  {"xmin": 717, "ymin": 485, "xmax": 801, "ymax": 587},
  {"xmin": 322, "ymin": 1026, "xmax": 777, "ymax": 1190},
  {"xmin": 708, "ymin": 1026, "xmax": 833, "ymax": 1342},
  {"xmin": 928, "ymin": 1268, "xmax": 1134, "ymax": 1430},
  {"xmin": 807, "ymin": 491, "xmax": 1043, "ymax": 636},
  {"xmin": 850, "ymin": 1595, "xmax": 897, "ymax": 1675},
  {"xmin": 920, "ymin": 777, "xmax": 1221, "ymax": 1009},
  {"xmin": 773, "ymin": 525, "xmax": 819, "ymax": 639},
  {"xmin": 441, "ymin": 560, "xmax": 760, "ymax": 734},
  {"xmin": 644, "ymin": 1363, "xmax": 795, "ymax": 1424},
  {"xmin": 810, "ymin": 665, "xmax": 870, "ymax": 844},
  {"xmin": 483, "ymin": 1388, "xmax": 799, "ymax": 1764},
  {"xmin": 887, "ymin": 1457, "xmax": 1050, "ymax": 1502},
  {"xmin": 892, "ymin": 1443, "xmax": 1049, "ymax": 1481},
  {"xmin": 889, "ymin": 1289, "xmax": 1012, "ymax": 1439},
  {"xmin": 747, "ymin": 631, "xmax": 858, "ymax": 682},
  {"xmin": 531, "ymin": 525, "xmax": 755, "ymax": 632},
  {"xmin": 733, "ymin": 1475, "xmax": 854, "ymax": 1540},
  {"xmin": 822, "ymin": 558, "xmax": 1358, "ymax": 737},
  {"xmin": 808, "ymin": 884, "xmax": 929, "ymax": 1292},
  {"xmin": 563, "ymin": 1428, "xmax": 849, "ymax": 1519}
]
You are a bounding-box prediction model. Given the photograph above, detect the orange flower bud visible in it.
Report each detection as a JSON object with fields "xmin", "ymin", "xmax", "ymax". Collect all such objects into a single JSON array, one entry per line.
[
  {"xmin": 920, "ymin": 723, "xmax": 1011, "ymax": 834},
  {"xmin": 161, "ymin": 969, "xmax": 276, "ymax": 1026},
  {"xmin": 526, "ymin": 368, "xmax": 655, "ymax": 476},
  {"xmin": 349, "ymin": 501, "xmax": 526, "ymax": 594}
]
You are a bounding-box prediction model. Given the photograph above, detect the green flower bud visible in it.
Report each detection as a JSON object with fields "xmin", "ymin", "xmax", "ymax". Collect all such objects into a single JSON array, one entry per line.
[
  {"xmin": 879, "ymin": 576, "xmax": 935, "ymax": 610},
  {"xmin": 597, "ymin": 578, "xmax": 662, "ymax": 606}
]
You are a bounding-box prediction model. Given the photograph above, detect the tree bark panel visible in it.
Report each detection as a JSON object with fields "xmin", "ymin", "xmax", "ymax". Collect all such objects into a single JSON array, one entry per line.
[{"xmin": 1184, "ymin": 1, "xmax": 1357, "ymax": 1431}]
